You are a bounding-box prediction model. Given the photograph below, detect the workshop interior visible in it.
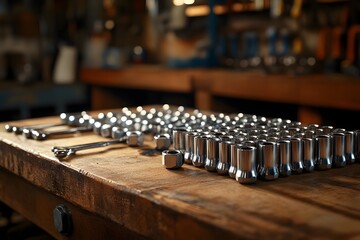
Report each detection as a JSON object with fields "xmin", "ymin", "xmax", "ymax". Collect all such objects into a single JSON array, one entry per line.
[{"xmin": 0, "ymin": 0, "xmax": 360, "ymax": 239}]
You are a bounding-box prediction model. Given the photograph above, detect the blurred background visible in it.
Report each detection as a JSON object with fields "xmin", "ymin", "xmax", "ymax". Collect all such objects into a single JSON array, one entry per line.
[{"xmin": 0, "ymin": 0, "xmax": 359, "ymax": 126}]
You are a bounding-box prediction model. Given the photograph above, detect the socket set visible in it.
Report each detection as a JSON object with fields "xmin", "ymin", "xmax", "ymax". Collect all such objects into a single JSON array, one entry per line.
[{"xmin": 4, "ymin": 105, "xmax": 360, "ymax": 184}]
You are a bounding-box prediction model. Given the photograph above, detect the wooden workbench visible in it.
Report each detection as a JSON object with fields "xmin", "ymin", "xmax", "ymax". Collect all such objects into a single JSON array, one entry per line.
[{"xmin": 0, "ymin": 116, "xmax": 360, "ymax": 239}]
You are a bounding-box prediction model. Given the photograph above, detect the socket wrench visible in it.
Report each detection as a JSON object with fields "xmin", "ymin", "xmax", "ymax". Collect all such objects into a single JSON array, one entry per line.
[{"xmin": 31, "ymin": 126, "xmax": 92, "ymax": 141}]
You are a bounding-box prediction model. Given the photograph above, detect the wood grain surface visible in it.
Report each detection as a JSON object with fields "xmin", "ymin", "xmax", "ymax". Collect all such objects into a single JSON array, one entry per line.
[{"xmin": 0, "ymin": 116, "xmax": 360, "ymax": 239}]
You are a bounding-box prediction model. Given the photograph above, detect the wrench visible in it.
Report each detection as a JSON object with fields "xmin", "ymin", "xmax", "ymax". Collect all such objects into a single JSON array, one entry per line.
[
  {"xmin": 52, "ymin": 131, "xmax": 144, "ymax": 159},
  {"xmin": 31, "ymin": 126, "xmax": 92, "ymax": 140}
]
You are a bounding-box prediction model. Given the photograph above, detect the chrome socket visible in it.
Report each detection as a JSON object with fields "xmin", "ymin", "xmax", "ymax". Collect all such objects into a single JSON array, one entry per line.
[
  {"xmin": 217, "ymin": 141, "xmax": 231, "ymax": 175},
  {"xmin": 205, "ymin": 137, "xmax": 220, "ymax": 171},
  {"xmin": 192, "ymin": 135, "xmax": 207, "ymax": 167},
  {"xmin": 184, "ymin": 131, "xmax": 197, "ymax": 164},
  {"xmin": 235, "ymin": 146, "xmax": 257, "ymax": 184},
  {"xmin": 259, "ymin": 141, "xmax": 279, "ymax": 180},
  {"xmin": 172, "ymin": 126, "xmax": 187, "ymax": 154},
  {"xmin": 278, "ymin": 140, "xmax": 291, "ymax": 177},
  {"xmin": 332, "ymin": 132, "xmax": 346, "ymax": 167},
  {"xmin": 316, "ymin": 135, "xmax": 332, "ymax": 170},
  {"xmin": 303, "ymin": 138, "xmax": 315, "ymax": 172},
  {"xmin": 356, "ymin": 130, "xmax": 360, "ymax": 162},
  {"xmin": 344, "ymin": 131, "xmax": 356, "ymax": 164},
  {"xmin": 290, "ymin": 137, "xmax": 304, "ymax": 174},
  {"xmin": 229, "ymin": 143, "xmax": 241, "ymax": 178}
]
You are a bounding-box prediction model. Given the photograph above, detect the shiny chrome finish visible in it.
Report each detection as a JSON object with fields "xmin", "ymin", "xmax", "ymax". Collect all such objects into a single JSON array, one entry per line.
[
  {"xmin": 162, "ymin": 150, "xmax": 184, "ymax": 169},
  {"xmin": 184, "ymin": 132, "xmax": 197, "ymax": 164},
  {"xmin": 278, "ymin": 140, "xmax": 291, "ymax": 177},
  {"xmin": 303, "ymin": 138, "xmax": 315, "ymax": 172},
  {"xmin": 172, "ymin": 126, "xmax": 187, "ymax": 154},
  {"xmin": 205, "ymin": 137, "xmax": 220, "ymax": 171},
  {"xmin": 355, "ymin": 130, "xmax": 360, "ymax": 162},
  {"xmin": 236, "ymin": 146, "xmax": 257, "ymax": 184},
  {"xmin": 229, "ymin": 143, "xmax": 241, "ymax": 178},
  {"xmin": 192, "ymin": 135, "xmax": 207, "ymax": 167},
  {"xmin": 316, "ymin": 135, "xmax": 332, "ymax": 170},
  {"xmin": 154, "ymin": 133, "xmax": 171, "ymax": 151},
  {"xmin": 259, "ymin": 141, "xmax": 279, "ymax": 180},
  {"xmin": 290, "ymin": 137, "xmax": 303, "ymax": 174},
  {"xmin": 332, "ymin": 132, "xmax": 346, "ymax": 167},
  {"xmin": 217, "ymin": 141, "xmax": 231, "ymax": 175},
  {"xmin": 52, "ymin": 131, "xmax": 144, "ymax": 159},
  {"xmin": 344, "ymin": 131, "xmax": 356, "ymax": 164},
  {"xmin": 31, "ymin": 126, "xmax": 92, "ymax": 141}
]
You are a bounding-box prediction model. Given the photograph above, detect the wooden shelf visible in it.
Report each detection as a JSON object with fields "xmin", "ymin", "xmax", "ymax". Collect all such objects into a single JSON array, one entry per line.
[{"xmin": 80, "ymin": 66, "xmax": 360, "ymax": 125}]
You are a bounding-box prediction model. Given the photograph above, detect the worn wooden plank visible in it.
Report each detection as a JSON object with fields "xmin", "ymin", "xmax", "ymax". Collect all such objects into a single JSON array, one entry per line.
[{"xmin": 0, "ymin": 117, "xmax": 360, "ymax": 239}]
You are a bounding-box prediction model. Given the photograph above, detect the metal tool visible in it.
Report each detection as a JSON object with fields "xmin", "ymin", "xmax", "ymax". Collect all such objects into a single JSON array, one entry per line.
[
  {"xmin": 259, "ymin": 141, "xmax": 279, "ymax": 180},
  {"xmin": 332, "ymin": 132, "xmax": 346, "ymax": 167},
  {"xmin": 172, "ymin": 126, "xmax": 187, "ymax": 154},
  {"xmin": 154, "ymin": 133, "xmax": 171, "ymax": 151},
  {"xmin": 303, "ymin": 138, "xmax": 315, "ymax": 172},
  {"xmin": 192, "ymin": 135, "xmax": 207, "ymax": 167},
  {"xmin": 217, "ymin": 140, "xmax": 231, "ymax": 175},
  {"xmin": 52, "ymin": 131, "xmax": 144, "ymax": 159},
  {"xmin": 5, "ymin": 123, "xmax": 67, "ymax": 135},
  {"xmin": 184, "ymin": 132, "xmax": 197, "ymax": 164},
  {"xmin": 162, "ymin": 150, "xmax": 184, "ymax": 169},
  {"xmin": 31, "ymin": 126, "xmax": 92, "ymax": 141},
  {"xmin": 235, "ymin": 146, "xmax": 257, "ymax": 184},
  {"xmin": 229, "ymin": 143, "xmax": 241, "ymax": 178},
  {"xmin": 291, "ymin": 137, "xmax": 304, "ymax": 174},
  {"xmin": 355, "ymin": 130, "xmax": 360, "ymax": 162},
  {"xmin": 316, "ymin": 135, "xmax": 332, "ymax": 170},
  {"xmin": 344, "ymin": 131, "xmax": 356, "ymax": 164},
  {"xmin": 205, "ymin": 137, "xmax": 220, "ymax": 172},
  {"xmin": 278, "ymin": 140, "xmax": 291, "ymax": 177}
]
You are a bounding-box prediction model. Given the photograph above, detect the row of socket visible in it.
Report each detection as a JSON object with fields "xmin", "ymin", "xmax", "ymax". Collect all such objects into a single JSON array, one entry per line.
[{"xmin": 162, "ymin": 123, "xmax": 360, "ymax": 184}]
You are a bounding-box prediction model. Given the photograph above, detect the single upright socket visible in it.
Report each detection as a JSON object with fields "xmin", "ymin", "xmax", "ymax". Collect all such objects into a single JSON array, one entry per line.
[
  {"xmin": 217, "ymin": 141, "xmax": 231, "ymax": 175},
  {"xmin": 303, "ymin": 138, "xmax": 315, "ymax": 172},
  {"xmin": 172, "ymin": 126, "xmax": 187, "ymax": 154},
  {"xmin": 235, "ymin": 146, "xmax": 257, "ymax": 184},
  {"xmin": 229, "ymin": 143, "xmax": 241, "ymax": 178},
  {"xmin": 205, "ymin": 137, "xmax": 220, "ymax": 171},
  {"xmin": 316, "ymin": 135, "xmax": 332, "ymax": 170},
  {"xmin": 344, "ymin": 131, "xmax": 355, "ymax": 164},
  {"xmin": 184, "ymin": 131, "xmax": 197, "ymax": 164},
  {"xmin": 278, "ymin": 140, "xmax": 291, "ymax": 177},
  {"xmin": 259, "ymin": 141, "xmax": 279, "ymax": 180},
  {"xmin": 192, "ymin": 135, "xmax": 207, "ymax": 167},
  {"xmin": 355, "ymin": 130, "xmax": 360, "ymax": 162},
  {"xmin": 290, "ymin": 137, "xmax": 304, "ymax": 174},
  {"xmin": 162, "ymin": 150, "xmax": 184, "ymax": 169},
  {"xmin": 332, "ymin": 132, "xmax": 346, "ymax": 167}
]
